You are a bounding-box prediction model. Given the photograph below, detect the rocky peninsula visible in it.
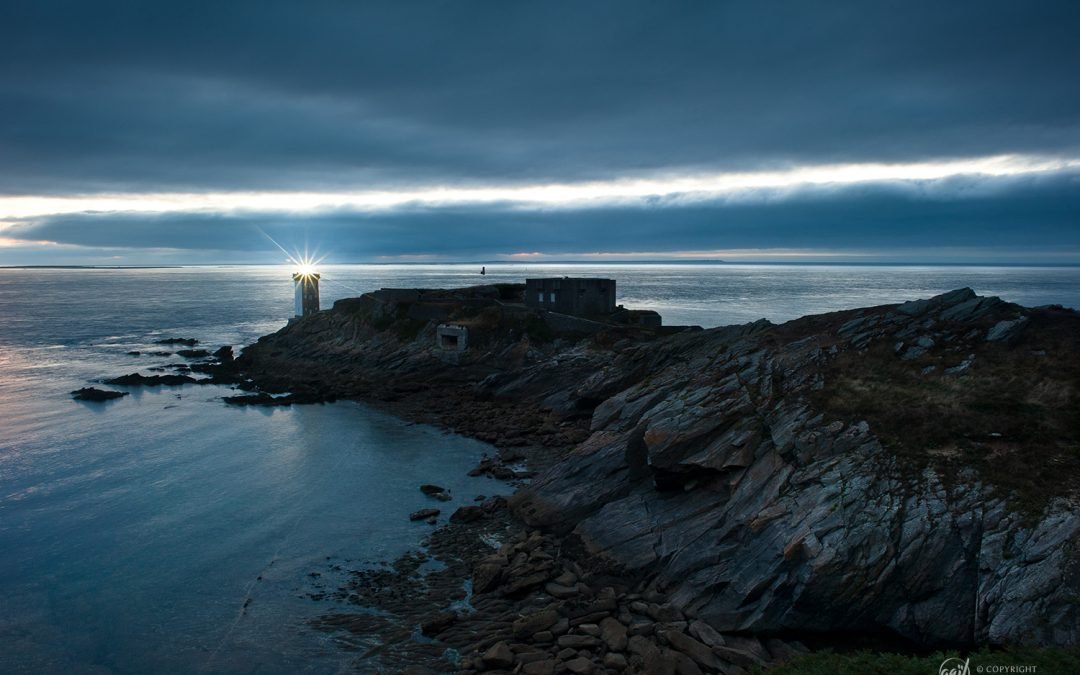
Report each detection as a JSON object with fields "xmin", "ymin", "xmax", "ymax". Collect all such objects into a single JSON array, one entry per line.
[{"xmin": 221, "ymin": 284, "xmax": 1078, "ymax": 673}]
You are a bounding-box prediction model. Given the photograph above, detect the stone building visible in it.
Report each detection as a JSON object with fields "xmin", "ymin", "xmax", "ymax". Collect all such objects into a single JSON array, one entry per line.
[{"xmin": 525, "ymin": 278, "xmax": 616, "ymax": 316}]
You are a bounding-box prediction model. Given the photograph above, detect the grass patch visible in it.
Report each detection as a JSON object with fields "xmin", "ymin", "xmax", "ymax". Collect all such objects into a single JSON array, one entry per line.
[
  {"xmin": 765, "ymin": 646, "xmax": 1080, "ymax": 674},
  {"xmin": 811, "ymin": 308, "xmax": 1080, "ymax": 517}
]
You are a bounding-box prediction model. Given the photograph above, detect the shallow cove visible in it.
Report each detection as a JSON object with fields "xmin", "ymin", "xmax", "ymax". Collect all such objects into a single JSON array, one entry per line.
[{"xmin": 0, "ymin": 386, "xmax": 505, "ymax": 674}]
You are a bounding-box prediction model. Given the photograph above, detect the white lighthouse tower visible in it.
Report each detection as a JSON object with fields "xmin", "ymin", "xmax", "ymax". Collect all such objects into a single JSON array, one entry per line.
[{"xmin": 293, "ymin": 271, "xmax": 320, "ymax": 317}]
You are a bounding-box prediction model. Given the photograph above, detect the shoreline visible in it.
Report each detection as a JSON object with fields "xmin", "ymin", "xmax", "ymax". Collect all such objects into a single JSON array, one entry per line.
[{"xmin": 83, "ymin": 283, "xmax": 1080, "ymax": 672}]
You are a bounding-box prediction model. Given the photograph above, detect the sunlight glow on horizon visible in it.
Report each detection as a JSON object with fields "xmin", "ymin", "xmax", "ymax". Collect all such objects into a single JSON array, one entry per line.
[{"xmin": 1, "ymin": 154, "xmax": 1078, "ymax": 221}]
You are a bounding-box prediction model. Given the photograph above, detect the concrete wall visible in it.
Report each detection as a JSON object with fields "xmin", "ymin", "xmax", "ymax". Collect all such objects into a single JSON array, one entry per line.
[
  {"xmin": 436, "ymin": 324, "xmax": 468, "ymax": 351},
  {"xmin": 525, "ymin": 278, "xmax": 616, "ymax": 316}
]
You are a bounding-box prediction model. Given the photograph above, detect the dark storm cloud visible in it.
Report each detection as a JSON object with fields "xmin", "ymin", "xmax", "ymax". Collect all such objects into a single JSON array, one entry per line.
[
  {"xmin": 10, "ymin": 171, "xmax": 1080, "ymax": 259},
  {"xmin": 1, "ymin": 0, "xmax": 1079, "ymax": 193}
]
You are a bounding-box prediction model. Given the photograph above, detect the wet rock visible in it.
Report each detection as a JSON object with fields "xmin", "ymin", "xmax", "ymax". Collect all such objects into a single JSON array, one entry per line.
[
  {"xmin": 512, "ymin": 609, "xmax": 559, "ymax": 637},
  {"xmin": 603, "ymin": 652, "xmax": 628, "ymax": 670},
  {"xmin": 763, "ymin": 637, "xmax": 809, "ymax": 664},
  {"xmin": 562, "ymin": 656, "xmax": 593, "ymax": 674},
  {"xmin": 720, "ymin": 634, "xmax": 770, "ymax": 664},
  {"xmin": 222, "ymin": 391, "xmax": 334, "ymax": 406},
  {"xmin": 481, "ymin": 641, "xmax": 514, "ymax": 669},
  {"xmin": 668, "ymin": 649, "xmax": 705, "ymax": 675},
  {"xmin": 71, "ymin": 387, "xmax": 128, "ymax": 401},
  {"xmin": 450, "ymin": 505, "xmax": 486, "ymax": 523},
  {"xmin": 659, "ymin": 630, "xmax": 720, "ymax": 671},
  {"xmin": 627, "ymin": 621, "xmax": 654, "ymax": 636},
  {"xmin": 522, "ymin": 659, "xmax": 556, "ymax": 675},
  {"xmin": 472, "ymin": 561, "xmax": 504, "ymax": 594},
  {"xmin": 176, "ymin": 349, "xmax": 211, "ymax": 358},
  {"xmin": 518, "ymin": 651, "xmax": 549, "ymax": 664},
  {"xmin": 153, "ymin": 337, "xmax": 198, "ymax": 346},
  {"xmin": 628, "ymin": 634, "xmax": 659, "ymax": 661},
  {"xmin": 711, "ymin": 643, "xmax": 764, "ymax": 668},
  {"xmin": 409, "ymin": 508, "xmax": 440, "ymax": 521},
  {"xmin": 420, "ymin": 611, "xmax": 457, "ymax": 636},
  {"xmin": 104, "ymin": 373, "xmax": 199, "ymax": 386},
  {"xmin": 544, "ymin": 582, "xmax": 579, "ymax": 599},
  {"xmin": 600, "ymin": 616, "xmax": 628, "ymax": 651},
  {"xmin": 501, "ymin": 565, "xmax": 555, "ymax": 597},
  {"xmin": 645, "ymin": 603, "xmax": 683, "ymax": 623},
  {"xmin": 420, "ymin": 484, "xmax": 447, "ymax": 495},
  {"xmin": 556, "ymin": 634, "xmax": 600, "ymax": 649},
  {"xmin": 687, "ymin": 620, "xmax": 724, "ymax": 648},
  {"xmin": 212, "ymin": 345, "xmax": 234, "ymax": 362},
  {"xmin": 556, "ymin": 647, "xmax": 578, "ymax": 661},
  {"xmin": 643, "ymin": 647, "xmax": 679, "ymax": 675}
]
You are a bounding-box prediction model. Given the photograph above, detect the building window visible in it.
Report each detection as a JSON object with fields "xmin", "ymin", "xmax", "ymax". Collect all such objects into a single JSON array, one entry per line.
[
  {"xmin": 537, "ymin": 291, "xmax": 544, "ymax": 303},
  {"xmin": 549, "ymin": 291, "xmax": 557, "ymax": 302}
]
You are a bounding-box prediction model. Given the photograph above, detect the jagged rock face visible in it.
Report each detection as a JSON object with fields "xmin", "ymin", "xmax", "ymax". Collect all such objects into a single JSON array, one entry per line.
[
  {"xmin": 237, "ymin": 284, "xmax": 1079, "ymax": 648},
  {"xmin": 514, "ymin": 289, "xmax": 1080, "ymax": 647}
]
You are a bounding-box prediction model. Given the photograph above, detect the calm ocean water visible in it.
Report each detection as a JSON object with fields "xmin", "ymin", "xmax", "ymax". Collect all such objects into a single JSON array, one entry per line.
[{"xmin": 1, "ymin": 263, "xmax": 1079, "ymax": 673}]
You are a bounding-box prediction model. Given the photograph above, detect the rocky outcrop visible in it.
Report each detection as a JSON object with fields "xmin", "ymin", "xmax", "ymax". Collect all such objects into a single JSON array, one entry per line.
[
  {"xmin": 104, "ymin": 373, "xmax": 201, "ymax": 386},
  {"xmin": 514, "ymin": 288, "xmax": 1080, "ymax": 648},
  {"xmin": 71, "ymin": 387, "xmax": 128, "ymax": 401},
  {"xmin": 153, "ymin": 337, "xmax": 199, "ymax": 346},
  {"xmin": 239, "ymin": 286, "xmax": 1080, "ymax": 650}
]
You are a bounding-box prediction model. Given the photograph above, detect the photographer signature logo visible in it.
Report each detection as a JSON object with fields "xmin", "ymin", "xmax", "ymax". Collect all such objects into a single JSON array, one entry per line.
[{"xmin": 940, "ymin": 657, "xmax": 971, "ymax": 675}]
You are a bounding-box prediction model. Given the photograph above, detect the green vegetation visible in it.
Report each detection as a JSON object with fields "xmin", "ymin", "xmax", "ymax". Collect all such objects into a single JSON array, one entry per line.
[
  {"xmin": 812, "ymin": 309, "xmax": 1080, "ymax": 516},
  {"xmin": 523, "ymin": 314, "xmax": 555, "ymax": 343},
  {"xmin": 394, "ymin": 317, "xmax": 427, "ymax": 341},
  {"xmin": 764, "ymin": 646, "xmax": 1080, "ymax": 674}
]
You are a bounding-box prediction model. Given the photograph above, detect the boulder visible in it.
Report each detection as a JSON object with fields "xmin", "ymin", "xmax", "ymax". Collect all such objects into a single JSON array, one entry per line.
[
  {"xmin": 562, "ymin": 657, "xmax": 593, "ymax": 674},
  {"xmin": 659, "ymin": 630, "xmax": 720, "ymax": 671},
  {"xmin": 522, "ymin": 660, "xmax": 556, "ymax": 675},
  {"xmin": 420, "ymin": 612, "xmax": 457, "ymax": 636},
  {"xmin": 600, "ymin": 617, "xmax": 628, "ymax": 651},
  {"xmin": 408, "ymin": 508, "xmax": 440, "ymax": 521},
  {"xmin": 512, "ymin": 609, "xmax": 559, "ymax": 637},
  {"xmin": 71, "ymin": 387, "xmax": 128, "ymax": 401},
  {"xmin": 153, "ymin": 337, "xmax": 198, "ymax": 346},
  {"xmin": 450, "ymin": 505, "xmax": 485, "ymax": 523},
  {"xmin": 481, "ymin": 641, "xmax": 514, "ymax": 669}
]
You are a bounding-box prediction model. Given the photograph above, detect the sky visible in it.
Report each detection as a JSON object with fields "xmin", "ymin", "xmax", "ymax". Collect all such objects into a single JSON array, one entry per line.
[{"xmin": 1, "ymin": 1, "xmax": 1078, "ymax": 265}]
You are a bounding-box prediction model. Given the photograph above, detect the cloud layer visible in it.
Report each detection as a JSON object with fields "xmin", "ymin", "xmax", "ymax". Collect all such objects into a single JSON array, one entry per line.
[{"xmin": 1, "ymin": 1, "xmax": 1078, "ymax": 261}]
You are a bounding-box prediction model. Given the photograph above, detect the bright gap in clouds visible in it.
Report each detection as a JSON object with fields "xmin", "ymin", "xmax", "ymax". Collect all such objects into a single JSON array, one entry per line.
[{"xmin": 2, "ymin": 154, "xmax": 1078, "ymax": 220}]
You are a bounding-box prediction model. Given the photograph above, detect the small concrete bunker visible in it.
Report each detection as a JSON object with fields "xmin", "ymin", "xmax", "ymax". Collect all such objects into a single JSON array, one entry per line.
[
  {"xmin": 525, "ymin": 277, "xmax": 616, "ymax": 316},
  {"xmin": 436, "ymin": 324, "xmax": 468, "ymax": 351}
]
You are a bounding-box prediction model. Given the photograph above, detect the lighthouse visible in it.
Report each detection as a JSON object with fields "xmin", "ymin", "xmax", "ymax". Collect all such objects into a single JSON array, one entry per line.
[{"xmin": 293, "ymin": 271, "xmax": 320, "ymax": 317}]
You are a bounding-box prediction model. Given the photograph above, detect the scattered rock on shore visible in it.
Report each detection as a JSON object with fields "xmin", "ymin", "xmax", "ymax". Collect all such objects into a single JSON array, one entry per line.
[
  {"xmin": 449, "ymin": 505, "xmax": 485, "ymax": 523},
  {"xmin": 409, "ymin": 508, "xmax": 440, "ymax": 521},
  {"xmin": 154, "ymin": 337, "xmax": 199, "ymax": 346},
  {"xmin": 420, "ymin": 484, "xmax": 452, "ymax": 501},
  {"xmin": 176, "ymin": 349, "xmax": 211, "ymax": 359},
  {"xmin": 71, "ymin": 387, "xmax": 129, "ymax": 401},
  {"xmin": 104, "ymin": 373, "xmax": 199, "ymax": 386}
]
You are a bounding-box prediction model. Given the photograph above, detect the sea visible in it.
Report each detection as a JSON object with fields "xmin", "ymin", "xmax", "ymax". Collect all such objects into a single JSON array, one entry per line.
[{"xmin": 1, "ymin": 263, "xmax": 1079, "ymax": 673}]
